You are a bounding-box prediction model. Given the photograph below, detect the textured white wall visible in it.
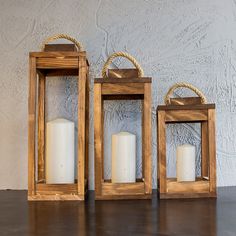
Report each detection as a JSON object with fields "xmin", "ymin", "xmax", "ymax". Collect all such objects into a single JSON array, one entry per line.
[{"xmin": 0, "ymin": 0, "xmax": 236, "ymax": 189}]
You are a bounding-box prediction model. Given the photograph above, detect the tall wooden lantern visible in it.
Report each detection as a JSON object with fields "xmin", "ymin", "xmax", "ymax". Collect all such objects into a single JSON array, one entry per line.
[
  {"xmin": 28, "ymin": 34, "xmax": 89, "ymax": 201},
  {"xmin": 157, "ymin": 83, "xmax": 216, "ymax": 199},
  {"xmin": 94, "ymin": 52, "xmax": 152, "ymax": 200}
]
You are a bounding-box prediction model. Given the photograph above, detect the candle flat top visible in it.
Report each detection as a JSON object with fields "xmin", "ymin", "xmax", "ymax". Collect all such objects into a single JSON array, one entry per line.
[
  {"xmin": 47, "ymin": 118, "xmax": 74, "ymax": 124},
  {"xmin": 177, "ymin": 144, "xmax": 195, "ymax": 148},
  {"xmin": 113, "ymin": 131, "xmax": 135, "ymax": 136}
]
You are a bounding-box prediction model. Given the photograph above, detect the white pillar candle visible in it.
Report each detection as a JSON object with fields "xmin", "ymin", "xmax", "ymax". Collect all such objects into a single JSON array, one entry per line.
[
  {"xmin": 46, "ymin": 118, "xmax": 75, "ymax": 184},
  {"xmin": 176, "ymin": 144, "xmax": 196, "ymax": 182},
  {"xmin": 112, "ymin": 132, "xmax": 136, "ymax": 183}
]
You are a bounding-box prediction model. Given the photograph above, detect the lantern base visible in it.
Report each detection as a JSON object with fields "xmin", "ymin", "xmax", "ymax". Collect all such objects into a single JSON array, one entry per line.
[
  {"xmin": 28, "ymin": 194, "xmax": 86, "ymax": 201},
  {"xmin": 158, "ymin": 178, "xmax": 217, "ymax": 199},
  {"xmin": 95, "ymin": 194, "xmax": 152, "ymax": 200},
  {"xmin": 95, "ymin": 179, "xmax": 152, "ymax": 200},
  {"xmin": 28, "ymin": 179, "xmax": 88, "ymax": 201}
]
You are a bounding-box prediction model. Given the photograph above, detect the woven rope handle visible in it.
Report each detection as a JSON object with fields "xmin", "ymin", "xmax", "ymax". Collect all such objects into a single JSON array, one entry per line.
[
  {"xmin": 164, "ymin": 82, "xmax": 207, "ymax": 105},
  {"xmin": 102, "ymin": 52, "xmax": 144, "ymax": 78},
  {"xmin": 41, "ymin": 34, "xmax": 83, "ymax": 51}
]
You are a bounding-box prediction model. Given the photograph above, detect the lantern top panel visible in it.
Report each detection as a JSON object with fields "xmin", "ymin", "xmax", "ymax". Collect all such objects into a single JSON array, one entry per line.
[
  {"xmin": 44, "ymin": 44, "xmax": 77, "ymax": 52},
  {"xmin": 29, "ymin": 44, "xmax": 89, "ymax": 76},
  {"xmin": 94, "ymin": 77, "xmax": 152, "ymax": 84},
  {"xmin": 157, "ymin": 103, "xmax": 215, "ymax": 111},
  {"xmin": 29, "ymin": 51, "xmax": 87, "ymax": 58},
  {"xmin": 95, "ymin": 69, "xmax": 151, "ymax": 84}
]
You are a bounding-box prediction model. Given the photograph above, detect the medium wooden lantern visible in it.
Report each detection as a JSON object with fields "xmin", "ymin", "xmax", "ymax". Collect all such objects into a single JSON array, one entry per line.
[
  {"xmin": 28, "ymin": 34, "xmax": 89, "ymax": 201},
  {"xmin": 157, "ymin": 83, "xmax": 216, "ymax": 199},
  {"xmin": 94, "ymin": 52, "xmax": 152, "ymax": 200}
]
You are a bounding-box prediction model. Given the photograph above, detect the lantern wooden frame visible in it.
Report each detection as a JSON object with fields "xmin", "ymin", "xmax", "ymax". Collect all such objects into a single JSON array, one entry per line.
[
  {"xmin": 94, "ymin": 68, "xmax": 152, "ymax": 200},
  {"xmin": 157, "ymin": 95, "xmax": 216, "ymax": 199},
  {"xmin": 28, "ymin": 44, "xmax": 89, "ymax": 201}
]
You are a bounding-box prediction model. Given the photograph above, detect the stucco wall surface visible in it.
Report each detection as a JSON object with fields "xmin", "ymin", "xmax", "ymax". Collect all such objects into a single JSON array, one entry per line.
[{"xmin": 0, "ymin": 0, "xmax": 236, "ymax": 189}]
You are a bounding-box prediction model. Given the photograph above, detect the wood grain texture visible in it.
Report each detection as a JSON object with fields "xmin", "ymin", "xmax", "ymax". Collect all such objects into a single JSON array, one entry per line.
[
  {"xmin": 159, "ymin": 192, "xmax": 216, "ymax": 199},
  {"xmin": 40, "ymin": 68, "xmax": 78, "ymax": 77},
  {"xmin": 85, "ymin": 66, "xmax": 90, "ymax": 181},
  {"xmin": 165, "ymin": 109, "xmax": 208, "ymax": 122},
  {"xmin": 101, "ymin": 83, "xmax": 144, "ymax": 95},
  {"xmin": 28, "ymin": 194, "xmax": 85, "ymax": 201},
  {"xmin": 36, "ymin": 57, "xmax": 79, "ymax": 69},
  {"xmin": 28, "ymin": 56, "xmax": 37, "ymax": 197},
  {"xmin": 95, "ymin": 194, "xmax": 152, "ymax": 200},
  {"xmin": 143, "ymin": 83, "xmax": 152, "ymax": 194},
  {"xmin": 108, "ymin": 69, "xmax": 139, "ymax": 78},
  {"xmin": 94, "ymin": 77, "xmax": 151, "ymax": 83},
  {"xmin": 102, "ymin": 182, "xmax": 144, "ymax": 195},
  {"xmin": 201, "ymin": 121, "xmax": 208, "ymax": 177},
  {"xmin": 157, "ymin": 111, "xmax": 166, "ymax": 194},
  {"xmin": 142, "ymin": 100, "xmax": 145, "ymax": 178},
  {"xmin": 77, "ymin": 56, "xmax": 86, "ymax": 195},
  {"xmin": 102, "ymin": 94, "xmax": 144, "ymax": 100},
  {"xmin": 30, "ymin": 51, "xmax": 85, "ymax": 58},
  {"xmin": 208, "ymin": 109, "xmax": 216, "ymax": 194},
  {"xmin": 37, "ymin": 73, "xmax": 45, "ymax": 182},
  {"xmin": 158, "ymin": 104, "xmax": 215, "ymax": 110},
  {"xmin": 44, "ymin": 44, "xmax": 77, "ymax": 52},
  {"xmin": 169, "ymin": 97, "xmax": 202, "ymax": 105},
  {"xmin": 36, "ymin": 183, "xmax": 77, "ymax": 195},
  {"xmin": 167, "ymin": 178, "xmax": 209, "ymax": 193},
  {"xmin": 94, "ymin": 83, "xmax": 102, "ymax": 197}
]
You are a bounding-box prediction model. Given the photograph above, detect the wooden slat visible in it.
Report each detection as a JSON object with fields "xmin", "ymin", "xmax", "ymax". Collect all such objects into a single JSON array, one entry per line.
[
  {"xmin": 159, "ymin": 192, "xmax": 216, "ymax": 199},
  {"xmin": 28, "ymin": 56, "xmax": 37, "ymax": 197},
  {"xmin": 143, "ymin": 83, "xmax": 152, "ymax": 194},
  {"xmin": 95, "ymin": 194, "xmax": 151, "ymax": 200},
  {"xmin": 158, "ymin": 104, "xmax": 215, "ymax": 111},
  {"xmin": 101, "ymin": 98, "xmax": 104, "ymax": 179},
  {"xmin": 36, "ymin": 57, "xmax": 78, "ymax": 69},
  {"xmin": 44, "ymin": 44, "xmax": 77, "ymax": 52},
  {"xmin": 167, "ymin": 179, "xmax": 209, "ymax": 193},
  {"xmin": 102, "ymin": 182, "xmax": 144, "ymax": 196},
  {"xmin": 40, "ymin": 69, "xmax": 78, "ymax": 77},
  {"xmin": 102, "ymin": 94, "xmax": 144, "ymax": 100},
  {"xmin": 142, "ymin": 100, "xmax": 145, "ymax": 178},
  {"xmin": 28, "ymin": 194, "xmax": 84, "ymax": 201},
  {"xmin": 165, "ymin": 109, "xmax": 208, "ymax": 122},
  {"xmin": 201, "ymin": 121, "xmax": 208, "ymax": 177},
  {"xmin": 208, "ymin": 109, "xmax": 216, "ymax": 194},
  {"xmin": 37, "ymin": 73, "xmax": 45, "ymax": 181},
  {"xmin": 94, "ymin": 83, "xmax": 102, "ymax": 197},
  {"xmin": 169, "ymin": 97, "xmax": 202, "ymax": 105},
  {"xmin": 85, "ymin": 67, "xmax": 90, "ymax": 182},
  {"xmin": 102, "ymin": 83, "xmax": 144, "ymax": 95},
  {"xmin": 77, "ymin": 57, "xmax": 86, "ymax": 195},
  {"xmin": 94, "ymin": 78, "xmax": 152, "ymax": 84},
  {"xmin": 36, "ymin": 183, "xmax": 77, "ymax": 195},
  {"xmin": 157, "ymin": 111, "xmax": 166, "ymax": 194},
  {"xmin": 108, "ymin": 69, "xmax": 138, "ymax": 78},
  {"xmin": 30, "ymin": 51, "xmax": 85, "ymax": 58}
]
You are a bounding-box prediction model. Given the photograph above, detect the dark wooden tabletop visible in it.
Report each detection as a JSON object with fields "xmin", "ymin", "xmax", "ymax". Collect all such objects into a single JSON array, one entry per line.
[{"xmin": 0, "ymin": 188, "xmax": 235, "ymax": 236}]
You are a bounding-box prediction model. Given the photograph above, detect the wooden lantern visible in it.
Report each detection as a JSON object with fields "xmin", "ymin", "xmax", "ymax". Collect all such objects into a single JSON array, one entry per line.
[
  {"xmin": 28, "ymin": 35, "xmax": 89, "ymax": 201},
  {"xmin": 94, "ymin": 52, "xmax": 152, "ymax": 200},
  {"xmin": 157, "ymin": 83, "xmax": 216, "ymax": 199}
]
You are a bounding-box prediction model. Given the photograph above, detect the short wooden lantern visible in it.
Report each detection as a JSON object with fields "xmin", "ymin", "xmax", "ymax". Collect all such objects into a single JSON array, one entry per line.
[
  {"xmin": 94, "ymin": 52, "xmax": 152, "ymax": 200},
  {"xmin": 28, "ymin": 35, "xmax": 89, "ymax": 201},
  {"xmin": 157, "ymin": 83, "xmax": 216, "ymax": 199}
]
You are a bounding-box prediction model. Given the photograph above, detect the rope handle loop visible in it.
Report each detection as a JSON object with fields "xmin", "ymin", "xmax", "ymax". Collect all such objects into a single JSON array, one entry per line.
[
  {"xmin": 164, "ymin": 82, "xmax": 207, "ymax": 105},
  {"xmin": 102, "ymin": 51, "xmax": 144, "ymax": 78},
  {"xmin": 41, "ymin": 34, "xmax": 83, "ymax": 51}
]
